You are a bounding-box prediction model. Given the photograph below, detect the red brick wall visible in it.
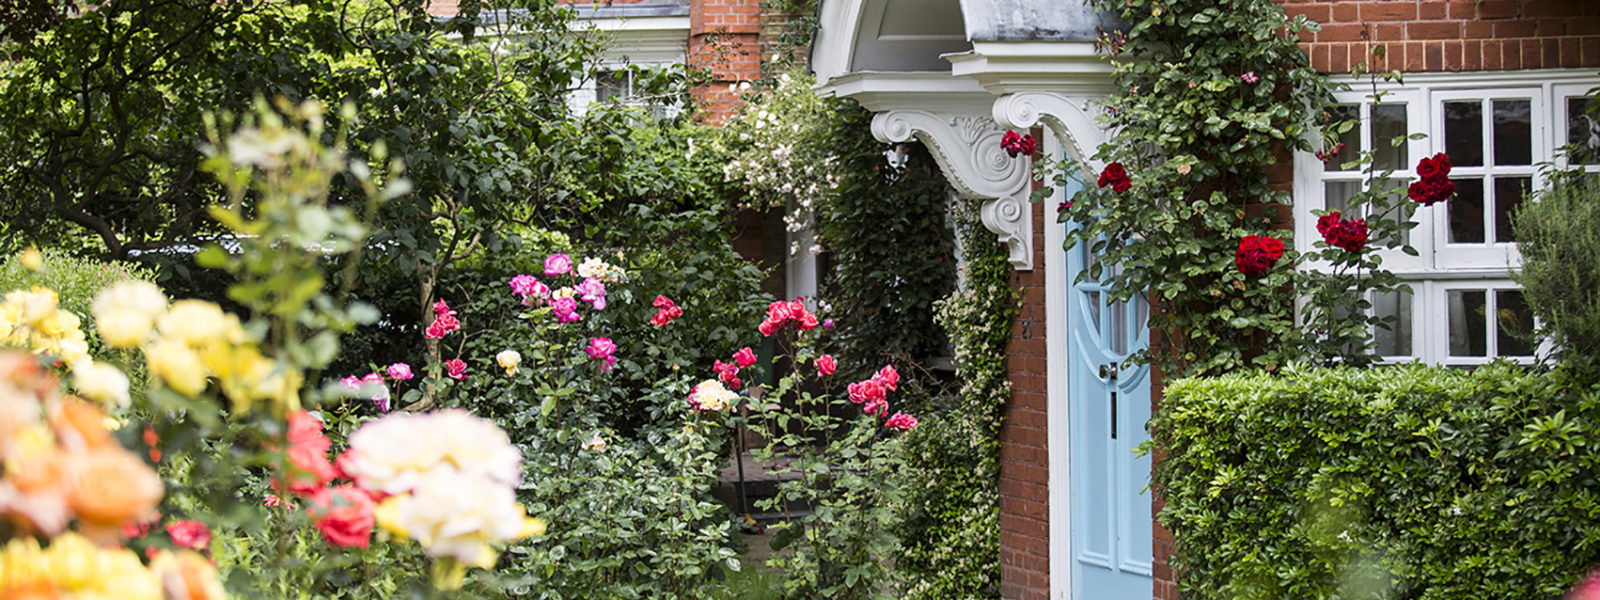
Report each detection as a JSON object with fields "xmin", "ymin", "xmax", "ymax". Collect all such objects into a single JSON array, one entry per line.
[
  {"xmin": 1282, "ymin": 0, "xmax": 1600, "ymax": 73},
  {"xmin": 1000, "ymin": 141, "xmax": 1051, "ymax": 600},
  {"xmin": 689, "ymin": 0, "xmax": 762, "ymax": 124}
]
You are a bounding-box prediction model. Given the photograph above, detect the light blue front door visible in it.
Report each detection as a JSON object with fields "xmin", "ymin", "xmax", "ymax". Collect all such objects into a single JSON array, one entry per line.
[{"xmin": 1065, "ymin": 210, "xmax": 1154, "ymax": 599}]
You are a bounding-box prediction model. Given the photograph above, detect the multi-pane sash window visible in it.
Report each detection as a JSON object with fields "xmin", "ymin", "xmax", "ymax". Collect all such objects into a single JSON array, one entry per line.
[{"xmin": 1296, "ymin": 72, "xmax": 1600, "ymax": 366}]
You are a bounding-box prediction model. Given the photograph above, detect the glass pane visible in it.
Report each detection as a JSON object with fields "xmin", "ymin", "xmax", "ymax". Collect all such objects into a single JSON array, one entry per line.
[
  {"xmin": 597, "ymin": 71, "xmax": 628, "ymax": 103},
  {"xmin": 1326, "ymin": 104, "xmax": 1360, "ymax": 170},
  {"xmin": 1108, "ymin": 298, "xmax": 1128, "ymax": 355},
  {"xmin": 1445, "ymin": 100, "xmax": 1485, "ymax": 167},
  {"xmin": 1496, "ymin": 290, "xmax": 1536, "ymax": 356},
  {"xmin": 1084, "ymin": 291, "xmax": 1102, "ymax": 336},
  {"xmin": 1493, "ymin": 176, "xmax": 1530, "ymax": 243},
  {"xmin": 1568, "ymin": 97, "xmax": 1599, "ymax": 164},
  {"xmin": 1377, "ymin": 178, "xmax": 1412, "ymax": 247},
  {"xmin": 1448, "ymin": 290, "xmax": 1488, "ymax": 357},
  {"xmin": 1373, "ymin": 103, "xmax": 1409, "ymax": 171},
  {"xmin": 1324, "ymin": 180, "xmax": 1359, "ymax": 214},
  {"xmin": 1492, "ymin": 99, "xmax": 1532, "ymax": 166},
  {"xmin": 1374, "ymin": 291, "xmax": 1412, "ymax": 357},
  {"xmin": 1448, "ymin": 178, "xmax": 1486, "ymax": 244},
  {"xmin": 1079, "ymin": 243, "xmax": 1099, "ymax": 283}
]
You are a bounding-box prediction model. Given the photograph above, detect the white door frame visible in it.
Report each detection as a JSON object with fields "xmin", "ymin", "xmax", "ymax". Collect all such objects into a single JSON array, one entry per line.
[{"xmin": 1043, "ymin": 131, "xmax": 1074, "ymax": 600}]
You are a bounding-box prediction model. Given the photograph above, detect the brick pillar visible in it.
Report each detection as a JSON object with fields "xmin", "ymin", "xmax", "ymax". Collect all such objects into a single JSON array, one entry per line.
[
  {"xmin": 689, "ymin": 0, "xmax": 762, "ymax": 124},
  {"xmin": 999, "ymin": 141, "xmax": 1052, "ymax": 600}
]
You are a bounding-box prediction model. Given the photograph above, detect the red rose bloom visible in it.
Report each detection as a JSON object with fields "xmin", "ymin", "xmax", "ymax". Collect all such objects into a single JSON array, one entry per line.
[
  {"xmin": 1316, "ymin": 211, "xmax": 1370, "ymax": 253},
  {"xmin": 1409, "ymin": 153, "xmax": 1455, "ymax": 206},
  {"xmin": 1098, "ymin": 162, "xmax": 1132, "ymax": 194},
  {"xmin": 1000, "ymin": 130, "xmax": 1037, "ymax": 158},
  {"xmin": 307, "ymin": 485, "xmax": 375, "ymax": 549},
  {"xmin": 1236, "ymin": 234, "xmax": 1286, "ymax": 276}
]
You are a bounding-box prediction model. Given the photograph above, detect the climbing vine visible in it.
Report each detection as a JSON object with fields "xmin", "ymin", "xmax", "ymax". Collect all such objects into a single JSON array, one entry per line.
[{"xmin": 1040, "ymin": 0, "xmax": 1363, "ymax": 378}]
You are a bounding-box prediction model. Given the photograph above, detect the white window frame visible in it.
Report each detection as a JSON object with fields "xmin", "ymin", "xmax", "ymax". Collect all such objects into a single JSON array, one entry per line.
[{"xmin": 1295, "ymin": 70, "xmax": 1600, "ymax": 365}]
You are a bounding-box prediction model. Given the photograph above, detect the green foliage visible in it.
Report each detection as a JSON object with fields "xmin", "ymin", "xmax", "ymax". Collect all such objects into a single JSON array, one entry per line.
[
  {"xmin": 895, "ymin": 200, "xmax": 1014, "ymax": 599},
  {"xmin": 1151, "ymin": 364, "xmax": 1600, "ymax": 599},
  {"xmin": 1514, "ymin": 171, "xmax": 1600, "ymax": 370},
  {"xmin": 1049, "ymin": 0, "xmax": 1341, "ymax": 377},
  {"xmin": 747, "ymin": 358, "xmax": 909, "ymax": 600},
  {"xmin": 723, "ymin": 71, "xmax": 956, "ymax": 379}
]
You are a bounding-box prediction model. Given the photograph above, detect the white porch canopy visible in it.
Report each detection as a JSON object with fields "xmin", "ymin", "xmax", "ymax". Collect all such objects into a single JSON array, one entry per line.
[{"xmin": 810, "ymin": 0, "xmax": 1118, "ymax": 270}]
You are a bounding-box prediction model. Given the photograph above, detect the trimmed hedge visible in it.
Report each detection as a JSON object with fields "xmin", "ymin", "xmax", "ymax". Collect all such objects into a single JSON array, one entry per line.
[{"xmin": 1153, "ymin": 363, "xmax": 1600, "ymax": 599}]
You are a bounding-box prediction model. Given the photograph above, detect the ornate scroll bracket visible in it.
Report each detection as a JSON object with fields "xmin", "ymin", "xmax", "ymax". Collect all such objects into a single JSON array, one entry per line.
[
  {"xmin": 870, "ymin": 110, "xmax": 1035, "ymax": 270},
  {"xmin": 992, "ymin": 91, "xmax": 1111, "ymax": 181}
]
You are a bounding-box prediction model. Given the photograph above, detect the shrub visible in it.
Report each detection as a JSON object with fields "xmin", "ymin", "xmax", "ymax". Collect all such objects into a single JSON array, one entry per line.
[
  {"xmin": 1514, "ymin": 172, "xmax": 1600, "ymax": 369},
  {"xmin": 1151, "ymin": 364, "xmax": 1600, "ymax": 599},
  {"xmin": 0, "ymin": 248, "xmax": 156, "ymax": 351}
]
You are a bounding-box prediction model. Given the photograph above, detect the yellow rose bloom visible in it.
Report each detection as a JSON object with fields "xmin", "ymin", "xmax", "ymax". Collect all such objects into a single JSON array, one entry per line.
[
  {"xmin": 19, "ymin": 247, "xmax": 43, "ymax": 272},
  {"xmin": 145, "ymin": 338, "xmax": 207, "ymax": 397},
  {"xmin": 157, "ymin": 300, "xmax": 230, "ymax": 346},
  {"xmin": 95, "ymin": 308, "xmax": 156, "ymax": 349}
]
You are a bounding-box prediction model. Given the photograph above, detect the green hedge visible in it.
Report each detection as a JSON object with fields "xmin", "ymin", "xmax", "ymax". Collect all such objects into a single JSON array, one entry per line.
[{"xmin": 1153, "ymin": 363, "xmax": 1600, "ymax": 599}]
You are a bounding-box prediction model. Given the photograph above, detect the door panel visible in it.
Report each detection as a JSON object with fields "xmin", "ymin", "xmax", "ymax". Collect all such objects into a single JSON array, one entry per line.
[{"xmin": 1066, "ymin": 211, "xmax": 1153, "ymax": 599}]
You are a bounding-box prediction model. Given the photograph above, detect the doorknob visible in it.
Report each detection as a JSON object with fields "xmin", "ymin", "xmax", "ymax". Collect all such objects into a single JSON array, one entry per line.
[{"xmin": 1098, "ymin": 362, "xmax": 1119, "ymax": 380}]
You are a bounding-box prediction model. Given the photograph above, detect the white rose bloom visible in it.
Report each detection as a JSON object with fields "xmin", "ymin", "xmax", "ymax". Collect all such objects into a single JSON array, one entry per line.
[
  {"xmin": 379, "ymin": 468, "xmax": 526, "ymax": 567},
  {"xmin": 342, "ymin": 410, "xmax": 523, "ymax": 496},
  {"xmin": 576, "ymin": 258, "xmax": 609, "ymax": 280}
]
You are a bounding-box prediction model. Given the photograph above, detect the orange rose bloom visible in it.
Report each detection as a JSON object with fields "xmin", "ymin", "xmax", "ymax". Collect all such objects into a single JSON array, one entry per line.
[
  {"xmin": 65, "ymin": 449, "xmax": 163, "ymax": 531},
  {"xmin": 51, "ymin": 400, "xmax": 114, "ymax": 451}
]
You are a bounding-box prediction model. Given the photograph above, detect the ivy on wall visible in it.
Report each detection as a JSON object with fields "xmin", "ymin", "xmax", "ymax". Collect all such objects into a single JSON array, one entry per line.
[{"xmin": 895, "ymin": 199, "xmax": 1018, "ymax": 599}]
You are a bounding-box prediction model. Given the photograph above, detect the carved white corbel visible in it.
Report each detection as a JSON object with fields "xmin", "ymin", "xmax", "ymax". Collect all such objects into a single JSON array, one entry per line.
[
  {"xmin": 870, "ymin": 110, "xmax": 1035, "ymax": 270},
  {"xmin": 992, "ymin": 91, "xmax": 1112, "ymax": 180}
]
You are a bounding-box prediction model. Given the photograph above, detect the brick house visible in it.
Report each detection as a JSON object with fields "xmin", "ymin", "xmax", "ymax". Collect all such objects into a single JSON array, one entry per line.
[{"xmin": 808, "ymin": 0, "xmax": 1600, "ymax": 599}]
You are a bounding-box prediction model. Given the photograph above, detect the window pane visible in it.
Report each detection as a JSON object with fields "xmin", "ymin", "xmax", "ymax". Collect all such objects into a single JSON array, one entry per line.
[
  {"xmin": 1445, "ymin": 100, "xmax": 1485, "ymax": 167},
  {"xmin": 596, "ymin": 71, "xmax": 628, "ymax": 103},
  {"xmin": 1373, "ymin": 104, "xmax": 1408, "ymax": 171},
  {"xmin": 1496, "ymin": 290, "xmax": 1536, "ymax": 356},
  {"xmin": 1448, "ymin": 177, "xmax": 1486, "ymax": 244},
  {"xmin": 1329, "ymin": 104, "xmax": 1360, "ymax": 170},
  {"xmin": 1492, "ymin": 99, "xmax": 1532, "ymax": 166},
  {"xmin": 1448, "ymin": 290, "xmax": 1488, "ymax": 357},
  {"xmin": 1374, "ymin": 290, "xmax": 1412, "ymax": 356},
  {"xmin": 1568, "ymin": 97, "xmax": 1600, "ymax": 165},
  {"xmin": 1493, "ymin": 176, "xmax": 1530, "ymax": 243},
  {"xmin": 1324, "ymin": 180, "xmax": 1360, "ymax": 214}
]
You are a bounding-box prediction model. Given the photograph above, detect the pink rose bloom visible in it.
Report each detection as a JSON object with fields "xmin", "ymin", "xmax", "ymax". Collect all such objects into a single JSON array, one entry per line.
[
  {"xmin": 733, "ymin": 347, "xmax": 757, "ymax": 368},
  {"xmin": 864, "ymin": 398, "xmax": 887, "ymax": 417},
  {"xmin": 822, "ymin": 318, "xmax": 835, "ymax": 330},
  {"xmin": 308, "ymin": 485, "xmax": 375, "ymax": 549},
  {"xmin": 386, "ymin": 362, "xmax": 414, "ymax": 380},
  {"xmin": 601, "ymin": 356, "xmax": 617, "ymax": 372},
  {"xmin": 586, "ymin": 337, "xmax": 617, "ymax": 362},
  {"xmin": 651, "ymin": 295, "xmax": 682, "ymax": 327},
  {"xmin": 544, "ymin": 253, "xmax": 573, "ymax": 277},
  {"xmin": 873, "ymin": 365, "xmax": 900, "ymax": 392},
  {"xmin": 816, "ymin": 354, "xmax": 836, "ymax": 377},
  {"xmin": 758, "ymin": 320, "xmax": 778, "ymax": 337},
  {"xmin": 432, "ymin": 299, "xmax": 454, "ymax": 317},
  {"xmin": 445, "ymin": 358, "xmax": 468, "ymax": 380},
  {"xmin": 885, "ymin": 413, "xmax": 918, "ymax": 431},
  {"xmin": 714, "ymin": 360, "xmax": 741, "ymax": 389},
  {"xmin": 550, "ymin": 296, "xmax": 582, "ymax": 323},
  {"xmin": 1568, "ymin": 568, "xmax": 1600, "ymax": 600},
  {"xmin": 165, "ymin": 520, "xmax": 211, "ymax": 550},
  {"xmin": 575, "ymin": 277, "xmax": 607, "ymax": 310},
  {"xmin": 509, "ymin": 274, "xmax": 539, "ymax": 296},
  {"xmin": 424, "ymin": 311, "xmax": 460, "ymax": 339},
  {"xmin": 340, "ymin": 376, "xmax": 361, "ymax": 391},
  {"xmin": 847, "ymin": 379, "xmax": 885, "ymax": 405}
]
